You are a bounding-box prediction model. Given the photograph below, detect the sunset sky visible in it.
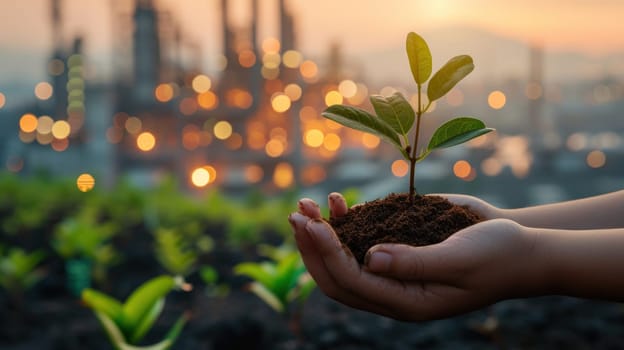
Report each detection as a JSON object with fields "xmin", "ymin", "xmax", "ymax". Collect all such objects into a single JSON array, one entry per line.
[{"xmin": 1, "ymin": 0, "xmax": 623, "ymax": 82}]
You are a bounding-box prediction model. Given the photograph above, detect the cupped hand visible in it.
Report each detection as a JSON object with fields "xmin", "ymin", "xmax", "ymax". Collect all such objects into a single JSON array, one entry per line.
[{"xmin": 289, "ymin": 193, "xmax": 543, "ymax": 321}]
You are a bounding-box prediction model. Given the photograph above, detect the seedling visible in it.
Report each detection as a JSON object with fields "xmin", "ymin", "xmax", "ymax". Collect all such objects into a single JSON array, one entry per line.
[
  {"xmin": 0, "ymin": 246, "xmax": 46, "ymax": 304},
  {"xmin": 234, "ymin": 244, "xmax": 316, "ymax": 339},
  {"xmin": 81, "ymin": 275, "xmax": 190, "ymax": 350},
  {"xmin": 322, "ymin": 32, "xmax": 494, "ymax": 198}
]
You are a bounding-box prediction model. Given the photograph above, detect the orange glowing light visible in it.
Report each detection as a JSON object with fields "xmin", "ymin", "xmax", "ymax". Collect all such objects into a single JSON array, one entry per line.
[
  {"xmin": 586, "ymin": 150, "xmax": 606, "ymax": 168},
  {"xmin": 197, "ymin": 91, "xmax": 218, "ymax": 110},
  {"xmin": 299, "ymin": 60, "xmax": 318, "ymax": 80},
  {"xmin": 261, "ymin": 66, "xmax": 280, "ymax": 80},
  {"xmin": 154, "ymin": 83, "xmax": 174, "ymax": 102},
  {"xmin": 265, "ymin": 139, "xmax": 285, "ymax": 157},
  {"xmin": 182, "ymin": 130, "xmax": 200, "ymax": 150},
  {"xmin": 362, "ymin": 133, "xmax": 380, "ymax": 149},
  {"xmin": 36, "ymin": 132, "xmax": 53, "ymax": 145},
  {"xmin": 323, "ymin": 133, "xmax": 341, "ymax": 151},
  {"xmin": 0, "ymin": 92, "xmax": 5, "ymax": 109},
  {"xmin": 51, "ymin": 120, "xmax": 71, "ymax": 139},
  {"xmin": 263, "ymin": 52, "xmax": 281, "ymax": 69},
  {"xmin": 51, "ymin": 137, "xmax": 69, "ymax": 152},
  {"xmin": 19, "ymin": 113, "xmax": 38, "ymax": 133},
  {"xmin": 488, "ymin": 90, "xmax": 507, "ymax": 109},
  {"xmin": 238, "ymin": 49, "xmax": 256, "ymax": 68},
  {"xmin": 76, "ymin": 173, "xmax": 95, "ymax": 192},
  {"xmin": 214, "ymin": 121, "xmax": 233, "ymax": 140},
  {"xmin": 191, "ymin": 75, "xmax": 212, "ymax": 93},
  {"xmin": 271, "ymin": 94, "xmax": 291, "ymax": 113},
  {"xmin": 245, "ymin": 165, "xmax": 264, "ymax": 183},
  {"xmin": 19, "ymin": 131, "xmax": 36, "ymax": 143},
  {"xmin": 262, "ymin": 37, "xmax": 281, "ymax": 53},
  {"xmin": 226, "ymin": 89, "xmax": 253, "ymax": 109},
  {"xmin": 273, "ymin": 162, "xmax": 294, "ymax": 189},
  {"xmin": 34, "ymin": 82, "xmax": 53, "ymax": 100},
  {"xmin": 453, "ymin": 160, "xmax": 472, "ymax": 178},
  {"xmin": 137, "ymin": 132, "xmax": 156, "ymax": 151},
  {"xmin": 284, "ymin": 84, "xmax": 302, "ymax": 101},
  {"xmin": 324, "ymin": 91, "xmax": 343, "ymax": 107},
  {"xmin": 305, "ymin": 129, "xmax": 324, "ymax": 148},
  {"xmin": 191, "ymin": 167, "xmax": 211, "ymax": 187},
  {"xmin": 338, "ymin": 80, "xmax": 357, "ymax": 98},
  {"xmin": 282, "ymin": 50, "xmax": 303, "ymax": 68},
  {"xmin": 299, "ymin": 106, "xmax": 318, "ymax": 122},
  {"xmin": 391, "ymin": 160, "xmax": 409, "ymax": 177}
]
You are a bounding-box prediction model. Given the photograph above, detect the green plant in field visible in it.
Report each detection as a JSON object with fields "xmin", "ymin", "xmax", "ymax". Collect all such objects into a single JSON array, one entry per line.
[
  {"xmin": 322, "ymin": 32, "xmax": 494, "ymax": 198},
  {"xmin": 234, "ymin": 244, "xmax": 316, "ymax": 337},
  {"xmin": 0, "ymin": 246, "xmax": 46, "ymax": 302},
  {"xmin": 52, "ymin": 208, "xmax": 120, "ymax": 295},
  {"xmin": 153, "ymin": 228, "xmax": 200, "ymax": 277},
  {"xmin": 82, "ymin": 275, "xmax": 190, "ymax": 350}
]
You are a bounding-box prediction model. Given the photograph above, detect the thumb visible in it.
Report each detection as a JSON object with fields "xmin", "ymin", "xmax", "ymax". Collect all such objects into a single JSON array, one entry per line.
[{"xmin": 364, "ymin": 242, "xmax": 464, "ymax": 283}]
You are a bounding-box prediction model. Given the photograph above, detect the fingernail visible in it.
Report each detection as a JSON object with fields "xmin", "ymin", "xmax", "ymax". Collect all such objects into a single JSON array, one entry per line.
[
  {"xmin": 365, "ymin": 251, "xmax": 392, "ymax": 272},
  {"xmin": 305, "ymin": 219, "xmax": 330, "ymax": 242},
  {"xmin": 287, "ymin": 213, "xmax": 296, "ymax": 229}
]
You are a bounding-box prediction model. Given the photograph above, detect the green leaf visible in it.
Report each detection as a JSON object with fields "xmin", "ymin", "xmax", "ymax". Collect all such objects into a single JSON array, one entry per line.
[
  {"xmin": 82, "ymin": 288, "xmax": 124, "ymax": 325},
  {"xmin": 369, "ymin": 93, "xmax": 415, "ymax": 138},
  {"xmin": 248, "ymin": 282, "xmax": 284, "ymax": 313},
  {"xmin": 234, "ymin": 262, "xmax": 275, "ymax": 290},
  {"xmin": 406, "ymin": 32, "xmax": 432, "ymax": 85},
  {"xmin": 426, "ymin": 117, "xmax": 494, "ymax": 152},
  {"xmin": 322, "ymin": 105, "xmax": 407, "ymax": 158},
  {"xmin": 129, "ymin": 298, "xmax": 165, "ymax": 344},
  {"xmin": 427, "ymin": 55, "xmax": 474, "ymax": 102},
  {"xmin": 94, "ymin": 310, "xmax": 182, "ymax": 350},
  {"xmin": 121, "ymin": 275, "xmax": 175, "ymax": 335}
]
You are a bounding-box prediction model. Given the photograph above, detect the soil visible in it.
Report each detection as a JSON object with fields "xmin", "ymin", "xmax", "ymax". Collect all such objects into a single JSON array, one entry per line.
[{"xmin": 329, "ymin": 193, "xmax": 484, "ymax": 264}]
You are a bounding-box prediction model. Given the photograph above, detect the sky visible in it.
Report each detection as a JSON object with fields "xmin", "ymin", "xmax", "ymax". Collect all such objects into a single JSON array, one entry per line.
[{"xmin": 1, "ymin": 0, "xmax": 623, "ymax": 84}]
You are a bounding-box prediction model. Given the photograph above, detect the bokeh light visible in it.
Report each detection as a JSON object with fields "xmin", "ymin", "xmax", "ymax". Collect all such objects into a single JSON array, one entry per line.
[
  {"xmin": 245, "ymin": 165, "xmax": 264, "ymax": 183},
  {"xmin": 305, "ymin": 129, "xmax": 324, "ymax": 147},
  {"xmin": 155, "ymin": 83, "xmax": 174, "ymax": 102},
  {"xmin": 197, "ymin": 91, "xmax": 219, "ymax": 110},
  {"xmin": 76, "ymin": 173, "xmax": 95, "ymax": 192},
  {"xmin": 213, "ymin": 121, "xmax": 233, "ymax": 140},
  {"xmin": 586, "ymin": 150, "xmax": 606, "ymax": 168},
  {"xmin": 271, "ymin": 94, "xmax": 291, "ymax": 113},
  {"xmin": 282, "ymin": 50, "xmax": 303, "ymax": 68},
  {"xmin": 37, "ymin": 116, "xmax": 54, "ymax": 134},
  {"xmin": 51, "ymin": 120, "xmax": 71, "ymax": 139},
  {"xmin": 191, "ymin": 167, "xmax": 211, "ymax": 187},
  {"xmin": 453, "ymin": 160, "xmax": 472, "ymax": 179},
  {"xmin": 362, "ymin": 133, "xmax": 380, "ymax": 149},
  {"xmin": 391, "ymin": 160, "xmax": 409, "ymax": 177},
  {"xmin": 488, "ymin": 90, "xmax": 507, "ymax": 109},
  {"xmin": 34, "ymin": 82, "xmax": 53, "ymax": 100},
  {"xmin": 265, "ymin": 139, "xmax": 285, "ymax": 157},
  {"xmin": 0, "ymin": 92, "xmax": 5, "ymax": 109},
  {"xmin": 125, "ymin": 116, "xmax": 142, "ymax": 134},
  {"xmin": 192, "ymin": 75, "xmax": 212, "ymax": 93},
  {"xmin": 338, "ymin": 80, "xmax": 357, "ymax": 98},
  {"xmin": 262, "ymin": 37, "xmax": 281, "ymax": 53},
  {"xmin": 324, "ymin": 90, "xmax": 343, "ymax": 106},
  {"xmin": 273, "ymin": 162, "xmax": 293, "ymax": 188},
  {"xmin": 137, "ymin": 132, "xmax": 156, "ymax": 151},
  {"xmin": 19, "ymin": 114, "xmax": 38, "ymax": 133},
  {"xmin": 299, "ymin": 60, "xmax": 318, "ymax": 81},
  {"xmin": 238, "ymin": 49, "xmax": 256, "ymax": 68}
]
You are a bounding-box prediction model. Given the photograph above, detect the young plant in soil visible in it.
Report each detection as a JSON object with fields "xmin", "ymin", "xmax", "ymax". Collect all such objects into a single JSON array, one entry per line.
[
  {"xmin": 81, "ymin": 275, "xmax": 190, "ymax": 350},
  {"xmin": 234, "ymin": 243, "xmax": 316, "ymax": 341},
  {"xmin": 322, "ymin": 32, "xmax": 495, "ymax": 263}
]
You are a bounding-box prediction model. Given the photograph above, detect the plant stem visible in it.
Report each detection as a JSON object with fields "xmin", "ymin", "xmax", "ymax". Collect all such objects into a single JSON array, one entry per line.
[{"xmin": 409, "ymin": 85, "xmax": 424, "ymax": 200}]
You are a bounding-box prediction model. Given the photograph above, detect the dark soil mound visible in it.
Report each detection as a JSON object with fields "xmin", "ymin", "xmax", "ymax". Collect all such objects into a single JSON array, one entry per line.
[{"xmin": 329, "ymin": 193, "xmax": 484, "ymax": 264}]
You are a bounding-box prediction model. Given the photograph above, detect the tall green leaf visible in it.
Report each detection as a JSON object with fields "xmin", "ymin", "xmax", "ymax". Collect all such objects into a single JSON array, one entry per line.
[
  {"xmin": 427, "ymin": 117, "xmax": 494, "ymax": 151},
  {"xmin": 427, "ymin": 55, "xmax": 474, "ymax": 102},
  {"xmin": 369, "ymin": 92, "xmax": 415, "ymax": 138},
  {"xmin": 322, "ymin": 105, "xmax": 407, "ymax": 158},
  {"xmin": 406, "ymin": 32, "xmax": 432, "ymax": 85}
]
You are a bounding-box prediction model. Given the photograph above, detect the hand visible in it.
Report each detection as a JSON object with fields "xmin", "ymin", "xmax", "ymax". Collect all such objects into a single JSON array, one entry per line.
[
  {"xmin": 434, "ymin": 193, "xmax": 503, "ymax": 220},
  {"xmin": 289, "ymin": 193, "xmax": 543, "ymax": 321}
]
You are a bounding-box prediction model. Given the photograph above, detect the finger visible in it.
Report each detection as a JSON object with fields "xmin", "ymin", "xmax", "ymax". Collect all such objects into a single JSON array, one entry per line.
[
  {"xmin": 304, "ymin": 219, "xmax": 430, "ymax": 312},
  {"xmin": 365, "ymin": 242, "xmax": 465, "ymax": 284},
  {"xmin": 297, "ymin": 198, "xmax": 322, "ymax": 219},
  {"xmin": 289, "ymin": 213, "xmax": 392, "ymax": 315},
  {"xmin": 328, "ymin": 192, "xmax": 348, "ymax": 218}
]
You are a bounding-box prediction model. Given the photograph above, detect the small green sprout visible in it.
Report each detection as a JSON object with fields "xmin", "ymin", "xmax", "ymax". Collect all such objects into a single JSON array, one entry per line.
[
  {"xmin": 322, "ymin": 32, "xmax": 494, "ymax": 198},
  {"xmin": 81, "ymin": 275, "xmax": 190, "ymax": 350},
  {"xmin": 0, "ymin": 246, "xmax": 46, "ymax": 303},
  {"xmin": 234, "ymin": 244, "xmax": 316, "ymax": 337}
]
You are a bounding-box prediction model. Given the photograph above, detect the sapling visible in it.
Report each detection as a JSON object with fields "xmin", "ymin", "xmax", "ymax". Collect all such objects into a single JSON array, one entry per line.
[
  {"xmin": 234, "ymin": 243, "xmax": 316, "ymax": 340},
  {"xmin": 322, "ymin": 32, "xmax": 494, "ymax": 199},
  {"xmin": 81, "ymin": 275, "xmax": 190, "ymax": 350}
]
